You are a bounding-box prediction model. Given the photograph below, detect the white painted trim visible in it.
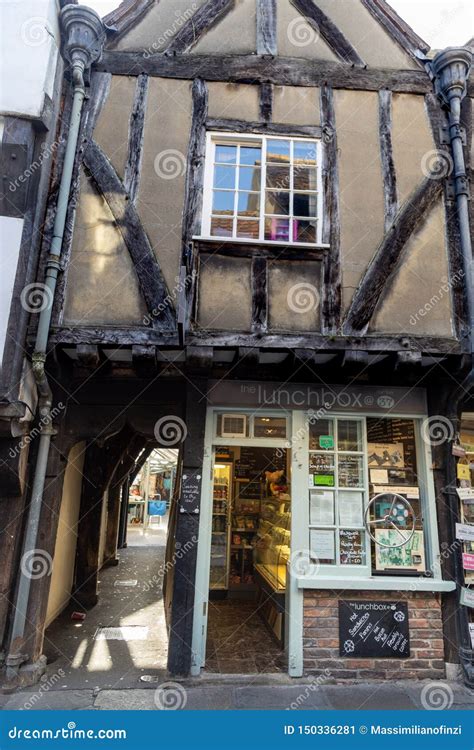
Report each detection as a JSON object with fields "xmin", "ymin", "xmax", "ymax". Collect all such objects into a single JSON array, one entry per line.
[
  {"xmin": 287, "ymin": 410, "xmax": 306, "ymax": 677},
  {"xmin": 192, "ymin": 235, "xmax": 330, "ymax": 249},
  {"xmin": 297, "ymin": 577, "xmax": 456, "ymax": 592}
]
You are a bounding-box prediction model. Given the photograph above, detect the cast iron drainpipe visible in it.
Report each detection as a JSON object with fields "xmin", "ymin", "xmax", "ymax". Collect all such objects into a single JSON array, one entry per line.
[
  {"xmin": 431, "ymin": 47, "xmax": 474, "ymax": 686},
  {"xmin": 5, "ymin": 61, "xmax": 88, "ymax": 679}
]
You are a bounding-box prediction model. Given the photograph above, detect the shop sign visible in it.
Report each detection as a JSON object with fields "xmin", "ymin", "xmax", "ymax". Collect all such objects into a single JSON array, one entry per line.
[
  {"xmin": 339, "ymin": 601, "xmax": 410, "ymax": 658},
  {"xmin": 460, "ymin": 586, "xmax": 474, "ymax": 609},
  {"xmin": 208, "ymin": 381, "xmax": 427, "ymax": 416},
  {"xmin": 457, "ymin": 463, "xmax": 471, "ymax": 481},
  {"xmin": 180, "ymin": 470, "xmax": 201, "ymax": 514},
  {"xmin": 457, "ymin": 487, "xmax": 474, "ymax": 503},
  {"xmin": 462, "ymin": 553, "xmax": 474, "ymax": 571},
  {"xmin": 319, "ymin": 435, "xmax": 334, "ymax": 450},
  {"xmin": 456, "ymin": 523, "xmax": 474, "ymax": 542}
]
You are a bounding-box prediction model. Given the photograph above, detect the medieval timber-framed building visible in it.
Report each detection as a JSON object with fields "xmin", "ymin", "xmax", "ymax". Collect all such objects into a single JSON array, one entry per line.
[{"xmin": 0, "ymin": 0, "xmax": 473, "ymax": 687}]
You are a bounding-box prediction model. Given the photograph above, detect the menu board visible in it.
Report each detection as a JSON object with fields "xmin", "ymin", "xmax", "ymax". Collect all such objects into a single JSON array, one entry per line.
[
  {"xmin": 339, "ymin": 600, "xmax": 410, "ymax": 658},
  {"xmin": 235, "ymin": 447, "xmax": 285, "ymax": 479},
  {"xmin": 339, "ymin": 529, "xmax": 364, "ymax": 565}
]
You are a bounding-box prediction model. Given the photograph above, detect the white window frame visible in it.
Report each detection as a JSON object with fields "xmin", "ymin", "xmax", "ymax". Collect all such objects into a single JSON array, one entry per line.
[{"xmin": 198, "ymin": 131, "xmax": 327, "ymax": 248}]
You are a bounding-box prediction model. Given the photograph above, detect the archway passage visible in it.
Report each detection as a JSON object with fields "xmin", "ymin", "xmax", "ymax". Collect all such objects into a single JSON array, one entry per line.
[{"xmin": 41, "ymin": 446, "xmax": 179, "ymax": 690}]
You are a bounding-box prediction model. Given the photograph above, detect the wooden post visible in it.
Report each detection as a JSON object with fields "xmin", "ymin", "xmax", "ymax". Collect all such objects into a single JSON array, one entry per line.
[{"xmin": 167, "ymin": 381, "xmax": 207, "ymax": 675}]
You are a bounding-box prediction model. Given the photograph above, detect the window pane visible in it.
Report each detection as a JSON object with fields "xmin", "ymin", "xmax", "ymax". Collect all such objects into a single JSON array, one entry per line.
[
  {"xmin": 294, "ymin": 141, "xmax": 317, "ymax": 165},
  {"xmin": 265, "ymin": 191, "xmax": 290, "ymax": 215},
  {"xmin": 211, "ymin": 217, "xmax": 233, "ymax": 237},
  {"xmin": 212, "ymin": 190, "xmax": 234, "ymax": 214},
  {"xmin": 309, "ymin": 419, "xmax": 334, "ymax": 450},
  {"xmin": 294, "ymin": 192, "xmax": 318, "ymax": 217},
  {"xmin": 236, "ymin": 219, "xmax": 260, "ymax": 238},
  {"xmin": 267, "ymin": 139, "xmax": 290, "ymax": 163},
  {"xmin": 238, "ymin": 166, "xmax": 261, "ymax": 191},
  {"xmin": 240, "ymin": 146, "xmax": 262, "ymax": 166},
  {"xmin": 338, "ymin": 455, "xmax": 364, "ymax": 488},
  {"xmin": 237, "ymin": 192, "xmax": 259, "ymax": 217},
  {"xmin": 310, "ymin": 528, "xmax": 335, "ymax": 564},
  {"xmin": 264, "ymin": 217, "xmax": 289, "ymax": 242},
  {"xmin": 266, "ymin": 165, "xmax": 290, "ymax": 190},
  {"xmin": 293, "ymin": 219, "xmax": 317, "ymax": 243},
  {"xmin": 339, "ymin": 529, "xmax": 365, "ymax": 565},
  {"xmin": 338, "ymin": 421, "xmax": 362, "ymax": 452},
  {"xmin": 215, "ymin": 144, "xmax": 237, "ymax": 163},
  {"xmin": 253, "ymin": 417, "xmax": 287, "ymax": 438},
  {"xmin": 294, "ymin": 167, "xmax": 318, "ymax": 191},
  {"xmin": 214, "ymin": 165, "xmax": 236, "ymax": 189}
]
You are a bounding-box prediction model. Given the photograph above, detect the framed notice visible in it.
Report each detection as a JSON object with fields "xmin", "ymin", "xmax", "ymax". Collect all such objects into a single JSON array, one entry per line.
[
  {"xmin": 374, "ymin": 529, "xmax": 425, "ymax": 572},
  {"xmin": 368, "ymin": 443, "xmax": 404, "ymax": 468}
]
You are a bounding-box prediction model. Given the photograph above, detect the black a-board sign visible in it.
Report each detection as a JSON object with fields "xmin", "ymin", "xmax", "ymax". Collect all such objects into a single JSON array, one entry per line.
[
  {"xmin": 339, "ymin": 600, "xmax": 410, "ymax": 658},
  {"xmin": 180, "ymin": 470, "xmax": 201, "ymax": 514}
]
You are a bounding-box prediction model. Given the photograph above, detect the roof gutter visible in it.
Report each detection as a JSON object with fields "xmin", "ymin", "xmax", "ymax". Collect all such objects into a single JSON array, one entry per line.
[{"xmin": 5, "ymin": 4, "xmax": 105, "ymax": 681}]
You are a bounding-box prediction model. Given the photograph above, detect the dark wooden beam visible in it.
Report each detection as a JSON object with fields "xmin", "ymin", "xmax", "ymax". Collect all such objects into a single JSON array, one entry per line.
[
  {"xmin": 164, "ymin": 0, "xmax": 235, "ymax": 54},
  {"xmin": 186, "ymin": 346, "xmax": 214, "ymax": 371},
  {"xmin": 105, "ymin": 0, "xmax": 154, "ymax": 47},
  {"xmin": 290, "ymin": 0, "xmax": 365, "ymax": 66},
  {"xmin": 96, "ymin": 53, "xmax": 444, "ymax": 95},
  {"xmin": 360, "ymin": 0, "xmax": 429, "ymax": 63},
  {"xmin": 251, "ymin": 257, "xmax": 268, "ymax": 335},
  {"xmin": 76, "ymin": 344, "xmax": 100, "ymax": 368},
  {"xmin": 182, "ymin": 79, "xmax": 209, "ymax": 330},
  {"xmin": 396, "ymin": 350, "xmax": 422, "ymax": 369},
  {"xmin": 123, "ymin": 73, "xmax": 148, "ymax": 204},
  {"xmin": 196, "ymin": 239, "xmax": 325, "ymax": 261},
  {"xmin": 257, "ymin": 0, "xmax": 276, "ymax": 56},
  {"xmin": 206, "ymin": 117, "xmax": 321, "ymax": 138},
  {"xmin": 344, "ymin": 176, "xmax": 444, "ymax": 335},
  {"xmin": 378, "ymin": 89, "xmax": 398, "ymax": 232},
  {"xmin": 320, "ymin": 85, "xmax": 341, "ymax": 334},
  {"xmin": 45, "ymin": 326, "xmax": 465, "ymax": 354},
  {"xmin": 132, "ymin": 344, "xmax": 156, "ymax": 375},
  {"xmin": 83, "ymin": 140, "xmax": 175, "ymax": 330},
  {"xmin": 342, "ymin": 349, "xmax": 369, "ymax": 373},
  {"xmin": 259, "ymin": 82, "xmax": 273, "ymax": 122}
]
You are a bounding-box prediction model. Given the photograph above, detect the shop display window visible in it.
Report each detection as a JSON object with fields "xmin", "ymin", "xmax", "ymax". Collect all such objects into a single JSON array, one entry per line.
[{"xmin": 307, "ymin": 416, "xmax": 429, "ymax": 576}]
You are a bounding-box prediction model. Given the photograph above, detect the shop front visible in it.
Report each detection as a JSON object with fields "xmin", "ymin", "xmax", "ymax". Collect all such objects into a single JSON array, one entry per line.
[{"xmin": 191, "ymin": 382, "xmax": 455, "ymax": 678}]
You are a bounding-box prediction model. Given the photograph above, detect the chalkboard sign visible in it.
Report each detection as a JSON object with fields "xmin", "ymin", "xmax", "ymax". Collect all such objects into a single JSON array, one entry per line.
[
  {"xmin": 180, "ymin": 470, "xmax": 201, "ymax": 514},
  {"xmin": 339, "ymin": 530, "xmax": 364, "ymax": 565},
  {"xmin": 339, "ymin": 600, "xmax": 410, "ymax": 658}
]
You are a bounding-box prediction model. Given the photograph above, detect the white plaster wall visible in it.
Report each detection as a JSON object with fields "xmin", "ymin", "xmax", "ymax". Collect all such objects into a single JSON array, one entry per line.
[
  {"xmin": 0, "ymin": 216, "xmax": 24, "ymax": 368},
  {"xmin": 0, "ymin": 0, "xmax": 60, "ymax": 118}
]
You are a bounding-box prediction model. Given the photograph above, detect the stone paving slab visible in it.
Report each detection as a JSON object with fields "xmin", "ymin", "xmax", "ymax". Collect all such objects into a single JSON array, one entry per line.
[
  {"xmin": 94, "ymin": 687, "xmax": 235, "ymax": 711},
  {"xmin": 1, "ymin": 689, "xmax": 95, "ymax": 711}
]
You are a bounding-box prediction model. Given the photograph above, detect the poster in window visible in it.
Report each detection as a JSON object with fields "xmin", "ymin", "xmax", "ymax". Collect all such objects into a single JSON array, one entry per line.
[
  {"xmin": 338, "ymin": 491, "xmax": 363, "ymax": 526},
  {"xmin": 309, "ymin": 490, "xmax": 334, "ymax": 525},
  {"xmin": 374, "ymin": 529, "xmax": 425, "ymax": 572},
  {"xmin": 368, "ymin": 443, "xmax": 404, "ymax": 468},
  {"xmin": 310, "ymin": 529, "xmax": 335, "ymax": 561},
  {"xmin": 310, "ymin": 453, "xmax": 335, "ymax": 487}
]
